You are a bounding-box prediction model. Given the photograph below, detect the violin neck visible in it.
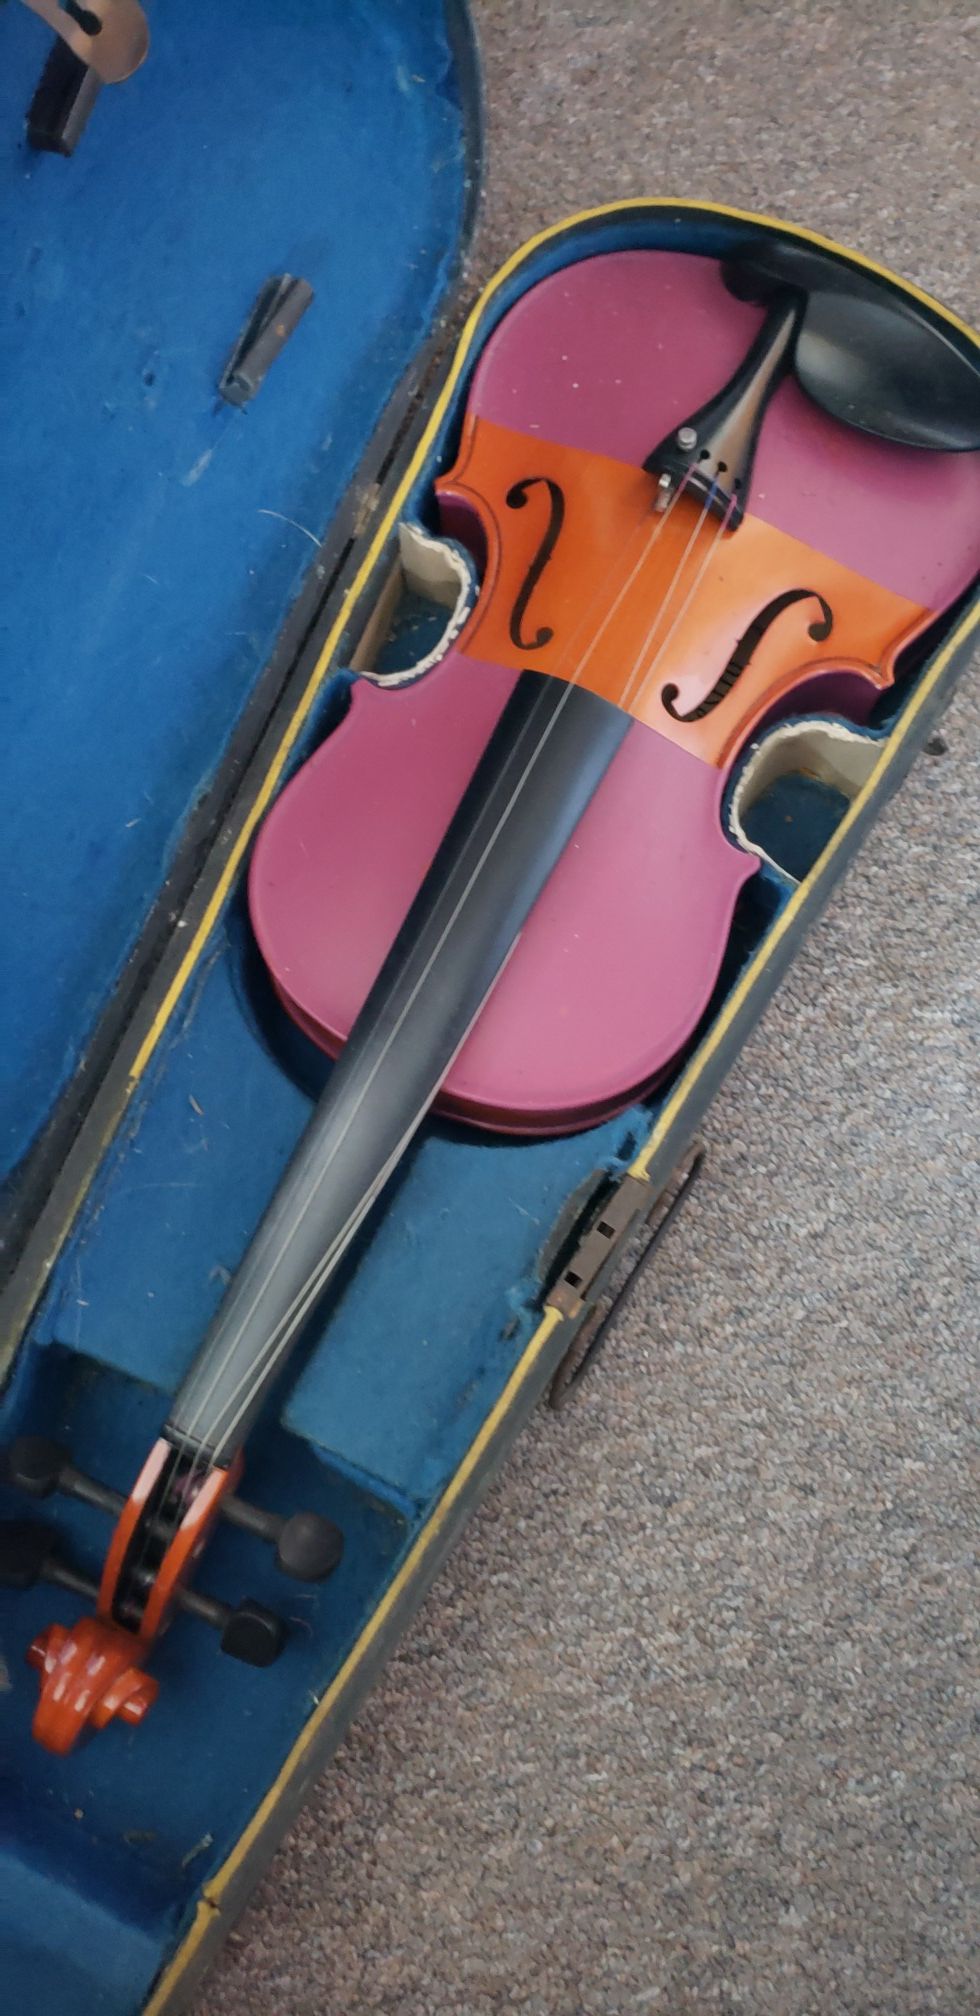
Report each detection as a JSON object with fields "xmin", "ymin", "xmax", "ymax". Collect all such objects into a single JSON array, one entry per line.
[{"xmin": 166, "ymin": 670, "xmax": 631, "ymax": 1467}]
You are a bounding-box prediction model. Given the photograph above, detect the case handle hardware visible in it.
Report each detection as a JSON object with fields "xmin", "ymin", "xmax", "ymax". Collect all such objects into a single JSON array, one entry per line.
[
  {"xmin": 547, "ymin": 1142, "xmax": 705, "ymax": 1410},
  {"xmin": 27, "ymin": 42, "xmax": 102, "ymax": 154}
]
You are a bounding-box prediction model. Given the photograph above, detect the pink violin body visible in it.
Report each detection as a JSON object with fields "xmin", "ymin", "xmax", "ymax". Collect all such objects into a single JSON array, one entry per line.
[
  {"xmin": 251, "ymin": 650, "xmax": 750, "ymax": 1131},
  {"xmin": 250, "ymin": 251, "xmax": 980, "ymax": 1135}
]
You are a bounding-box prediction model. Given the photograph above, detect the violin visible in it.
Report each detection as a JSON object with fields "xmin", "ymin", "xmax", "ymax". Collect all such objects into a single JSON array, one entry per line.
[{"xmin": 4, "ymin": 233, "xmax": 980, "ymax": 1753}]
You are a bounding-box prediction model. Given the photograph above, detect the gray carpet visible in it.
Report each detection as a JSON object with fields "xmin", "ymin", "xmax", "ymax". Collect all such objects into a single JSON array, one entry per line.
[{"xmin": 198, "ymin": 7, "xmax": 979, "ymax": 2012}]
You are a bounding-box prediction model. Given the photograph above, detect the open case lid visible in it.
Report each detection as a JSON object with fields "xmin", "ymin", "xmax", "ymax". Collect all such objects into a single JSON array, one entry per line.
[{"xmin": 0, "ymin": 0, "xmax": 481, "ymax": 1277}]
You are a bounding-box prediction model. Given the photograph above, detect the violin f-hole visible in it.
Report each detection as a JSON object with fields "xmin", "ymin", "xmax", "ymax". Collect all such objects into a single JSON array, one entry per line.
[
  {"xmin": 662, "ymin": 588, "xmax": 834, "ymax": 722},
  {"xmin": 505, "ymin": 476, "xmax": 566, "ymax": 650}
]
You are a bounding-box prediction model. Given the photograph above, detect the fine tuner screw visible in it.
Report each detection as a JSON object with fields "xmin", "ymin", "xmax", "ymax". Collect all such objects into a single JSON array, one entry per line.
[{"xmin": 676, "ymin": 424, "xmax": 699, "ymax": 451}]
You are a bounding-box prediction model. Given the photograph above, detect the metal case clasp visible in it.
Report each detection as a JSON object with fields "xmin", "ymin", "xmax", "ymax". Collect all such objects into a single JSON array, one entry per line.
[{"xmin": 546, "ymin": 1142, "xmax": 705, "ymax": 1409}]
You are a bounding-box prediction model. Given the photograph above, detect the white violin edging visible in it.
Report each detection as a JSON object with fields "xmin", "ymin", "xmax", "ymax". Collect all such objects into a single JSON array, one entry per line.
[{"xmin": 730, "ymin": 715, "xmax": 884, "ymax": 879}]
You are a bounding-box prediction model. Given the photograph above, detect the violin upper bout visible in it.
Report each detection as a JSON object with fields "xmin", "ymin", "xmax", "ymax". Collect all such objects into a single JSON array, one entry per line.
[{"xmin": 27, "ymin": 1616, "xmax": 157, "ymax": 1755}]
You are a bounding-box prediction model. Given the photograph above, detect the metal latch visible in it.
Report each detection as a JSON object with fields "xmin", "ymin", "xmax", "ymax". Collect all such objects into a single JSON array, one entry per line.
[
  {"xmin": 546, "ymin": 1142, "xmax": 705, "ymax": 1409},
  {"xmin": 219, "ymin": 276, "xmax": 315, "ymax": 408},
  {"xmin": 27, "ymin": 44, "xmax": 102, "ymax": 154}
]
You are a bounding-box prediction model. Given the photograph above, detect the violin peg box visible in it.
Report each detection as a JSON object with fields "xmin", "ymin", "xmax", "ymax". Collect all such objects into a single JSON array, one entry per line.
[{"xmin": 2, "ymin": 9, "xmax": 979, "ymax": 2010}]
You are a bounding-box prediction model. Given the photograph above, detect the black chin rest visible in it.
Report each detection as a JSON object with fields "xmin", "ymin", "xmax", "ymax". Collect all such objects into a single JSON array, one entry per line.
[{"xmin": 723, "ymin": 237, "xmax": 980, "ymax": 453}]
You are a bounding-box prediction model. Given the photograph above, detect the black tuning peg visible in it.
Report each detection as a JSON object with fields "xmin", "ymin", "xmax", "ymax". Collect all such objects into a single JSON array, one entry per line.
[
  {"xmin": 220, "ymin": 1495, "xmax": 344, "ymax": 1583},
  {"xmin": 219, "ymin": 1600, "xmax": 287, "ymax": 1667},
  {"xmin": 0, "ymin": 1518, "xmax": 100, "ymax": 1600},
  {"xmin": 2, "ymin": 1436, "xmax": 125, "ymax": 1516},
  {"xmin": 3, "ymin": 1437, "xmax": 344, "ymax": 1586},
  {"xmin": 0, "ymin": 1517, "xmax": 285, "ymax": 1669},
  {"xmin": 276, "ymin": 1510, "xmax": 344, "ymax": 1582},
  {"xmin": 2, "ymin": 1437, "xmax": 67, "ymax": 1496}
]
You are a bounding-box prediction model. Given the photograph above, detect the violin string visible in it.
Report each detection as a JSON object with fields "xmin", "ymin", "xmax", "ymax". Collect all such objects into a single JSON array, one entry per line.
[
  {"xmin": 148, "ymin": 455, "xmax": 735, "ymax": 1626},
  {"xmin": 207, "ymin": 1098, "xmax": 440, "ymax": 1465},
  {"xmin": 172, "ymin": 677, "xmax": 560, "ymax": 1460},
  {"xmin": 630, "ymin": 492, "xmax": 739, "ymax": 714},
  {"xmin": 522, "ymin": 460, "xmax": 699, "ymax": 699},
  {"xmin": 173, "ymin": 462, "xmax": 745, "ymax": 1509},
  {"xmin": 204, "ymin": 957, "xmax": 503, "ymax": 1470},
  {"xmin": 143, "ymin": 461, "xmax": 734, "ymax": 1616},
  {"xmin": 181, "ymin": 467, "xmax": 734, "ymax": 1476},
  {"xmin": 124, "ymin": 459, "xmax": 741, "ymax": 1617},
  {"xmin": 180, "ymin": 932, "xmax": 521, "ymax": 1468},
  {"xmin": 617, "ymin": 479, "xmax": 719, "ymax": 711},
  {"xmin": 171, "ymin": 469, "xmax": 702, "ymax": 1473}
]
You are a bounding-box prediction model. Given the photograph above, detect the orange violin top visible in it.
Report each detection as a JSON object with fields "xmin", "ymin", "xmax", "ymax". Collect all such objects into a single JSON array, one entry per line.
[{"xmin": 442, "ymin": 414, "xmax": 931, "ymax": 768}]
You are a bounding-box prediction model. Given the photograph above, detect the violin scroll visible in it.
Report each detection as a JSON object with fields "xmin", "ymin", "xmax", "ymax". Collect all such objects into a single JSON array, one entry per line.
[
  {"xmin": 27, "ymin": 1617, "xmax": 159, "ymax": 1756},
  {"xmin": 18, "ymin": 0, "xmax": 150, "ymax": 84},
  {"xmin": 0, "ymin": 1433, "xmax": 343, "ymax": 1752}
]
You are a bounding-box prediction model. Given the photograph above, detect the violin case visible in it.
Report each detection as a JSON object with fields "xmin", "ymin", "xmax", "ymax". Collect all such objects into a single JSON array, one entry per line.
[{"xmin": 1, "ymin": 7, "xmax": 978, "ymax": 2014}]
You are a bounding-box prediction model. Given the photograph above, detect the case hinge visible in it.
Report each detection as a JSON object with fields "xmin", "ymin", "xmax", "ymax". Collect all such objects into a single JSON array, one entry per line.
[{"xmin": 546, "ymin": 1142, "xmax": 705, "ymax": 1409}]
